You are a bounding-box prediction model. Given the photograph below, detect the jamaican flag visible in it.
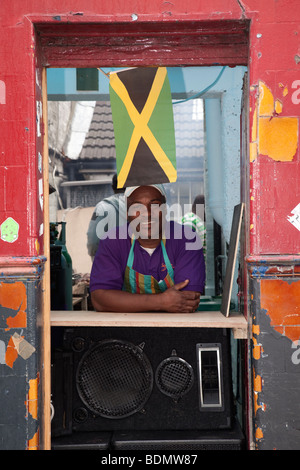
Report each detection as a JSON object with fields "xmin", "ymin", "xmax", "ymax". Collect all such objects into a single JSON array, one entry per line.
[{"xmin": 109, "ymin": 67, "xmax": 177, "ymax": 188}]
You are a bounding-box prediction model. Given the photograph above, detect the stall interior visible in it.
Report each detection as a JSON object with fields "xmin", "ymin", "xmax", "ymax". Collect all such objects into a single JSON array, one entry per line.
[{"xmin": 48, "ymin": 66, "xmax": 247, "ymax": 450}]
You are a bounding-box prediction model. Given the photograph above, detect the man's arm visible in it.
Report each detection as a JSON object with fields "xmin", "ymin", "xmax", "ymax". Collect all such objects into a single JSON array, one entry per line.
[{"xmin": 91, "ymin": 280, "xmax": 200, "ymax": 313}]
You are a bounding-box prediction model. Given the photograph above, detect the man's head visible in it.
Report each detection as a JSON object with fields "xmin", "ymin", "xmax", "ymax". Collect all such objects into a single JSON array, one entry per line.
[{"xmin": 125, "ymin": 185, "xmax": 166, "ymax": 241}]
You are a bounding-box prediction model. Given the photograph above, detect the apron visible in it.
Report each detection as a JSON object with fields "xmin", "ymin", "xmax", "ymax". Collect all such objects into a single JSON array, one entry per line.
[{"xmin": 123, "ymin": 238, "xmax": 174, "ymax": 294}]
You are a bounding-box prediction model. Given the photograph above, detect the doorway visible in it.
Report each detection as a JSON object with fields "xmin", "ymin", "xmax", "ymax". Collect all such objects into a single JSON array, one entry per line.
[
  {"xmin": 47, "ymin": 64, "xmax": 248, "ymax": 447},
  {"xmin": 37, "ymin": 20, "xmax": 250, "ymax": 449}
]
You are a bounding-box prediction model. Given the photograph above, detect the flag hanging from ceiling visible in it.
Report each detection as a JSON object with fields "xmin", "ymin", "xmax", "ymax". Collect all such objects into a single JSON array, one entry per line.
[{"xmin": 109, "ymin": 67, "xmax": 177, "ymax": 188}]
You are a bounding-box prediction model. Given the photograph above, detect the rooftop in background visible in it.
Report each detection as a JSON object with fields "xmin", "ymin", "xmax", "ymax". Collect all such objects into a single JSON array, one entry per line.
[{"xmin": 77, "ymin": 99, "xmax": 204, "ymax": 162}]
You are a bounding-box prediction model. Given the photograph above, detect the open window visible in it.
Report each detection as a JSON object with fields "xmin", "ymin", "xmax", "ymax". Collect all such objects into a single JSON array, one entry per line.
[
  {"xmin": 47, "ymin": 65, "xmax": 248, "ymax": 449},
  {"xmin": 47, "ymin": 65, "xmax": 247, "ymax": 317}
]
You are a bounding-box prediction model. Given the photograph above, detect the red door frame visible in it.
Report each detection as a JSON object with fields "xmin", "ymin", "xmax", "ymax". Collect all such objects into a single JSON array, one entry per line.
[{"xmin": 35, "ymin": 18, "xmax": 250, "ymax": 449}]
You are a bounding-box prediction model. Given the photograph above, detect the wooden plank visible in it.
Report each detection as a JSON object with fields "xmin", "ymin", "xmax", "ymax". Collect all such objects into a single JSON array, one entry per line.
[
  {"xmin": 38, "ymin": 20, "xmax": 249, "ymax": 67},
  {"xmin": 42, "ymin": 46, "xmax": 248, "ymax": 68},
  {"xmin": 50, "ymin": 310, "xmax": 248, "ymax": 338},
  {"xmin": 36, "ymin": 20, "xmax": 249, "ymax": 39},
  {"xmin": 41, "ymin": 67, "xmax": 51, "ymax": 451}
]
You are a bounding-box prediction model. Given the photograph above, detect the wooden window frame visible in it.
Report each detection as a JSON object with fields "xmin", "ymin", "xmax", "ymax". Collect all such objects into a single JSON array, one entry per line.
[{"xmin": 35, "ymin": 18, "xmax": 250, "ymax": 449}]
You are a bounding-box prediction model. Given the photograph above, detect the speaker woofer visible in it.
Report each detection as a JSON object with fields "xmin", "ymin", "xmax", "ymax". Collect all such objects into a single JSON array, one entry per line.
[
  {"xmin": 155, "ymin": 350, "xmax": 194, "ymax": 400},
  {"xmin": 76, "ymin": 339, "xmax": 153, "ymax": 419}
]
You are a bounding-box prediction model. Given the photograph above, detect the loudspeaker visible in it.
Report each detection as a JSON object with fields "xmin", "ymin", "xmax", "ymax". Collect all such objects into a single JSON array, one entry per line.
[
  {"xmin": 111, "ymin": 424, "xmax": 245, "ymax": 450},
  {"xmin": 51, "ymin": 327, "xmax": 233, "ymax": 437}
]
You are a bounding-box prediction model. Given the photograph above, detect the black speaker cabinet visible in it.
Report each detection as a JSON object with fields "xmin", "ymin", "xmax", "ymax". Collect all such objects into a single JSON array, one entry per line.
[{"xmin": 51, "ymin": 327, "xmax": 234, "ymax": 438}]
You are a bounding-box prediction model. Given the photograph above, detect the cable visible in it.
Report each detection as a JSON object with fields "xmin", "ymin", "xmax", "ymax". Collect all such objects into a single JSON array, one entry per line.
[{"xmin": 173, "ymin": 66, "xmax": 226, "ymax": 105}]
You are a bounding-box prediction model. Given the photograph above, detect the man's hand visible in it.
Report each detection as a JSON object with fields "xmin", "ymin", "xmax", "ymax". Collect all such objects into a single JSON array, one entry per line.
[
  {"xmin": 160, "ymin": 279, "xmax": 200, "ymax": 313},
  {"xmin": 91, "ymin": 280, "xmax": 200, "ymax": 313}
]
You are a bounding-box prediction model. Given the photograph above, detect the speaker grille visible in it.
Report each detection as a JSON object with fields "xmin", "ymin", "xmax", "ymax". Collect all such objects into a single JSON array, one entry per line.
[
  {"xmin": 76, "ymin": 340, "xmax": 153, "ymax": 419},
  {"xmin": 155, "ymin": 352, "xmax": 194, "ymax": 399}
]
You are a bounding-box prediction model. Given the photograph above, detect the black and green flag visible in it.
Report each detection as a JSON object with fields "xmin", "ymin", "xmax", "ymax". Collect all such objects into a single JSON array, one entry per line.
[{"xmin": 109, "ymin": 67, "xmax": 177, "ymax": 188}]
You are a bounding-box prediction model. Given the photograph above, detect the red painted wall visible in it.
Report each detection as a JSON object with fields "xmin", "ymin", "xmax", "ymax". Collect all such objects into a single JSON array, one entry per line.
[
  {"xmin": 248, "ymin": 2, "xmax": 300, "ymax": 255},
  {"xmin": 1, "ymin": 0, "xmax": 300, "ymax": 450}
]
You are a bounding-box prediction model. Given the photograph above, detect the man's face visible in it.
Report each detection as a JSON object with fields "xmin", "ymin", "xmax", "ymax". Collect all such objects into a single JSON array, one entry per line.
[{"xmin": 127, "ymin": 186, "xmax": 166, "ymax": 240}]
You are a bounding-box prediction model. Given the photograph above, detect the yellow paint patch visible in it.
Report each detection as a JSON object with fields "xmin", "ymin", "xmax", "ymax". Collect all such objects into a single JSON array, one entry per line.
[
  {"xmin": 250, "ymin": 81, "xmax": 299, "ymax": 162},
  {"xmin": 27, "ymin": 376, "xmax": 39, "ymax": 420},
  {"xmin": 253, "ymin": 324, "xmax": 260, "ymax": 336},
  {"xmin": 253, "ymin": 344, "xmax": 262, "ymax": 360},
  {"xmin": 253, "ymin": 372, "xmax": 262, "ymax": 392},
  {"xmin": 254, "ymin": 392, "xmax": 266, "ymax": 415},
  {"xmin": 249, "ymin": 142, "xmax": 257, "ymax": 163},
  {"xmin": 256, "ymin": 427, "xmax": 264, "ymax": 440},
  {"xmin": 258, "ymin": 116, "xmax": 298, "ymax": 161},
  {"xmin": 275, "ymin": 99, "xmax": 283, "ymax": 114},
  {"xmin": 27, "ymin": 429, "xmax": 39, "ymax": 450},
  {"xmin": 259, "ymin": 82, "xmax": 274, "ymax": 116},
  {"xmin": 251, "ymin": 106, "xmax": 258, "ymax": 140},
  {"xmin": 278, "ymin": 82, "xmax": 288, "ymax": 97}
]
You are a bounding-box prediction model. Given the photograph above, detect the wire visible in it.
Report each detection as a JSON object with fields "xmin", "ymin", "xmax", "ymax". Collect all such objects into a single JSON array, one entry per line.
[
  {"xmin": 98, "ymin": 68, "xmax": 110, "ymax": 79},
  {"xmin": 173, "ymin": 66, "xmax": 226, "ymax": 105},
  {"xmin": 98, "ymin": 65, "xmax": 226, "ymax": 105}
]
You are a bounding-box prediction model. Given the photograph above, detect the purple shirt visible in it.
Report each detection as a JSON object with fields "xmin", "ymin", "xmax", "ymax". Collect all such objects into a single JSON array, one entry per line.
[{"xmin": 90, "ymin": 221, "xmax": 205, "ymax": 293}]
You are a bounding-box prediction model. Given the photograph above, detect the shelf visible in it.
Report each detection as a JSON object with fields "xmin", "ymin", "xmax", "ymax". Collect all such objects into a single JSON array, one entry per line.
[{"xmin": 50, "ymin": 310, "xmax": 248, "ymax": 339}]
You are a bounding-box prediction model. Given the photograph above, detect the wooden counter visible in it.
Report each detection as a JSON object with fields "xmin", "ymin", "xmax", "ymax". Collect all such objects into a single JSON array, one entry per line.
[{"xmin": 50, "ymin": 310, "xmax": 248, "ymax": 339}]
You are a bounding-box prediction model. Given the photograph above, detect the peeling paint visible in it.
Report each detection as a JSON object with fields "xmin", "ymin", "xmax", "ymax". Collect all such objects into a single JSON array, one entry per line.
[
  {"xmin": 5, "ymin": 336, "xmax": 18, "ymax": 368},
  {"xmin": 253, "ymin": 324, "xmax": 260, "ymax": 336},
  {"xmin": 250, "ymin": 81, "xmax": 299, "ymax": 162},
  {"xmin": 251, "ymin": 265, "xmax": 269, "ymax": 277},
  {"xmin": 252, "ymin": 323, "xmax": 262, "ymax": 360},
  {"xmin": 0, "ymin": 340, "xmax": 5, "ymax": 364},
  {"xmin": 287, "ymin": 203, "xmax": 300, "ymax": 232},
  {"xmin": 253, "ymin": 344, "xmax": 262, "ymax": 360},
  {"xmin": 258, "ymin": 116, "xmax": 298, "ymax": 162},
  {"xmin": 295, "ymin": 54, "xmax": 300, "ymax": 65},
  {"xmin": 27, "ymin": 429, "xmax": 39, "ymax": 450},
  {"xmin": 274, "ymin": 99, "xmax": 282, "ymax": 114},
  {"xmin": 35, "ymin": 238, "xmax": 40, "ymax": 255},
  {"xmin": 254, "ymin": 391, "xmax": 265, "ymax": 415},
  {"xmin": 253, "ymin": 371, "xmax": 262, "ymax": 392},
  {"xmin": 0, "ymin": 217, "xmax": 19, "ymax": 243},
  {"xmin": 38, "ymin": 178, "xmax": 43, "ymax": 211},
  {"xmin": 36, "ymin": 101, "xmax": 42, "ymax": 137},
  {"xmin": 0, "ymin": 282, "xmax": 27, "ymax": 328},
  {"xmin": 27, "ymin": 376, "xmax": 39, "ymax": 420},
  {"xmin": 255, "ymin": 427, "xmax": 264, "ymax": 440},
  {"xmin": 12, "ymin": 332, "xmax": 35, "ymax": 360},
  {"xmin": 261, "ymin": 279, "xmax": 300, "ymax": 343},
  {"xmin": 0, "ymin": 80, "xmax": 6, "ymax": 104},
  {"xmin": 259, "ymin": 82, "xmax": 274, "ymax": 116}
]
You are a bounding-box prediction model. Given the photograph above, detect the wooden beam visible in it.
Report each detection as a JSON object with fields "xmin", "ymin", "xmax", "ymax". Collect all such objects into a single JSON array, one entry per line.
[
  {"xmin": 50, "ymin": 310, "xmax": 248, "ymax": 339},
  {"xmin": 41, "ymin": 67, "xmax": 51, "ymax": 451}
]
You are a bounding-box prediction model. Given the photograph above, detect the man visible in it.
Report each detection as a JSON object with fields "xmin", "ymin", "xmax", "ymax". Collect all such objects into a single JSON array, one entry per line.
[
  {"xmin": 90, "ymin": 184, "xmax": 205, "ymax": 313},
  {"xmin": 86, "ymin": 173, "xmax": 126, "ymax": 260}
]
